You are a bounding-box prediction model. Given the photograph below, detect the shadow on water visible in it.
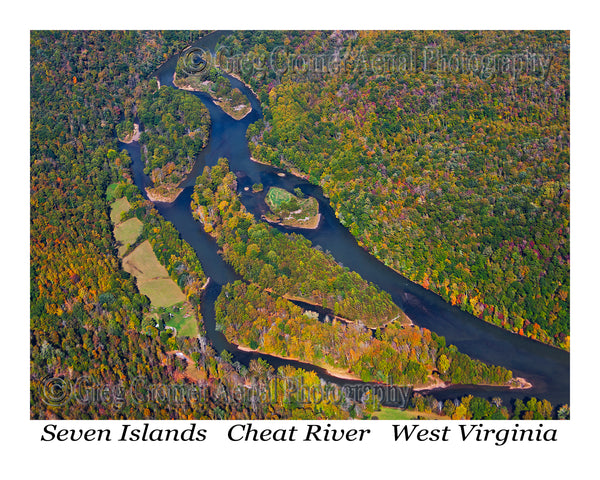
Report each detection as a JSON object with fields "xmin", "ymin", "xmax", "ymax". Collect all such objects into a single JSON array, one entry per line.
[{"xmin": 121, "ymin": 32, "xmax": 569, "ymax": 408}]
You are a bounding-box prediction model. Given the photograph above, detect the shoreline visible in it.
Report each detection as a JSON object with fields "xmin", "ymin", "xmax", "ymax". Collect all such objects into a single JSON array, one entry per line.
[
  {"xmin": 282, "ymin": 294, "xmax": 356, "ymax": 326},
  {"xmin": 226, "ymin": 72, "xmax": 260, "ymax": 98},
  {"xmin": 233, "ymin": 343, "xmax": 442, "ymax": 390},
  {"xmin": 118, "ymin": 122, "xmax": 140, "ymax": 144},
  {"xmin": 173, "ymin": 73, "xmax": 252, "ymax": 121},
  {"xmin": 250, "ymin": 155, "xmax": 310, "ymax": 182},
  {"xmin": 510, "ymin": 376, "xmax": 533, "ymax": 390},
  {"xmin": 413, "ymin": 376, "xmax": 448, "ymax": 391},
  {"xmin": 415, "ymin": 376, "xmax": 533, "ymax": 393},
  {"xmin": 262, "ymin": 212, "xmax": 322, "ymax": 231},
  {"xmin": 234, "ymin": 344, "xmax": 363, "ymax": 382},
  {"xmin": 145, "ymin": 186, "xmax": 183, "ymax": 204},
  {"xmin": 260, "ymin": 289, "xmax": 400, "ymax": 329},
  {"xmin": 233, "ymin": 342, "xmax": 514, "ymax": 393}
]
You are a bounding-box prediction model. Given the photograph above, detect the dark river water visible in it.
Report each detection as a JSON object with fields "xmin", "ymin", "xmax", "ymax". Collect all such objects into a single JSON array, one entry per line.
[{"xmin": 119, "ymin": 31, "xmax": 569, "ymax": 409}]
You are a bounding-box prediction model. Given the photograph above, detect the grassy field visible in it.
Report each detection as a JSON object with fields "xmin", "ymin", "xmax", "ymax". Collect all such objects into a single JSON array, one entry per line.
[
  {"xmin": 110, "ymin": 197, "xmax": 131, "ymax": 224},
  {"xmin": 123, "ymin": 240, "xmax": 185, "ymax": 307},
  {"xmin": 146, "ymin": 302, "xmax": 199, "ymax": 337},
  {"xmin": 139, "ymin": 279, "xmax": 186, "ymax": 308},
  {"xmin": 114, "ymin": 217, "xmax": 143, "ymax": 256},
  {"xmin": 265, "ymin": 187, "xmax": 320, "ymax": 229},
  {"xmin": 123, "ymin": 241, "xmax": 169, "ymax": 280},
  {"xmin": 266, "ymin": 186, "xmax": 294, "ymax": 207},
  {"xmin": 370, "ymin": 408, "xmax": 414, "ymax": 420},
  {"xmin": 164, "ymin": 302, "xmax": 198, "ymax": 336},
  {"xmin": 111, "ymin": 195, "xmax": 197, "ymax": 335},
  {"xmin": 110, "ymin": 196, "xmax": 140, "ymax": 256}
]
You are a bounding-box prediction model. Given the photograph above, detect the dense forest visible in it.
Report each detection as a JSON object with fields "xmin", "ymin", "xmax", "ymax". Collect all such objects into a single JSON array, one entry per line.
[
  {"xmin": 30, "ymin": 31, "xmax": 362, "ymax": 420},
  {"xmin": 30, "ymin": 30, "xmax": 568, "ymax": 420},
  {"xmin": 218, "ymin": 31, "xmax": 570, "ymax": 349},
  {"xmin": 136, "ymin": 83, "xmax": 211, "ymax": 198}
]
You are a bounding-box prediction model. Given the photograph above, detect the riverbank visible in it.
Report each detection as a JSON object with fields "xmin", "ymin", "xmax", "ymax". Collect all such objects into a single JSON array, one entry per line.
[
  {"xmin": 281, "ymin": 292, "xmax": 405, "ymax": 328},
  {"xmin": 235, "ymin": 344, "xmax": 364, "ymax": 382},
  {"xmin": 415, "ymin": 375, "xmax": 533, "ymax": 394},
  {"xmin": 263, "ymin": 212, "xmax": 322, "ymax": 230},
  {"xmin": 118, "ymin": 122, "xmax": 140, "ymax": 144},
  {"xmin": 226, "ymin": 72, "xmax": 260, "ymax": 99},
  {"xmin": 413, "ymin": 375, "xmax": 448, "ymax": 391},
  {"xmin": 231, "ymin": 344, "xmax": 511, "ymax": 394},
  {"xmin": 250, "ymin": 156, "xmax": 311, "ymax": 182},
  {"xmin": 510, "ymin": 377, "xmax": 533, "ymax": 390},
  {"xmin": 145, "ymin": 185, "xmax": 183, "ymax": 203},
  {"xmin": 173, "ymin": 73, "xmax": 252, "ymax": 120}
]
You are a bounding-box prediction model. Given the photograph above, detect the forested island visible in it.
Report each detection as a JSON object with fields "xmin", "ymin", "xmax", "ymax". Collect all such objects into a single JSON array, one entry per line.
[
  {"xmin": 30, "ymin": 30, "xmax": 569, "ymax": 421},
  {"xmin": 136, "ymin": 82, "xmax": 211, "ymax": 201},
  {"xmin": 195, "ymin": 160, "xmax": 523, "ymax": 390},
  {"xmin": 174, "ymin": 54, "xmax": 252, "ymax": 120},
  {"xmin": 215, "ymin": 280, "xmax": 516, "ymax": 387}
]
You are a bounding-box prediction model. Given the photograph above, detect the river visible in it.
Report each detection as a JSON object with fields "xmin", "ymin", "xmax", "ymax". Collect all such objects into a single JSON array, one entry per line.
[{"xmin": 119, "ymin": 31, "xmax": 569, "ymax": 409}]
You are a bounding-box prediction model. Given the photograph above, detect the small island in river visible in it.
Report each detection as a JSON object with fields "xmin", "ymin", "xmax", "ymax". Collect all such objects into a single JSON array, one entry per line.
[
  {"xmin": 173, "ymin": 53, "xmax": 252, "ymax": 120},
  {"xmin": 263, "ymin": 186, "xmax": 321, "ymax": 229}
]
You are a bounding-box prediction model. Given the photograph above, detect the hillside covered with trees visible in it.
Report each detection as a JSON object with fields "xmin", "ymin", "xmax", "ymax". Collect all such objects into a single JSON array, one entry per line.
[
  {"xmin": 30, "ymin": 30, "xmax": 362, "ymax": 420},
  {"xmin": 219, "ymin": 30, "xmax": 570, "ymax": 349},
  {"xmin": 30, "ymin": 30, "xmax": 568, "ymax": 420}
]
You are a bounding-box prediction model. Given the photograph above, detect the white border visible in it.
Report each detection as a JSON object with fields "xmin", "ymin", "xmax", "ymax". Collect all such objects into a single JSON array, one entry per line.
[{"xmin": 6, "ymin": 1, "xmax": 598, "ymax": 477}]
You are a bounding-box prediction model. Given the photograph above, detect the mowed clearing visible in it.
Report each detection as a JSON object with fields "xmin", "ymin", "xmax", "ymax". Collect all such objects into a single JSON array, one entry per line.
[
  {"xmin": 110, "ymin": 196, "xmax": 143, "ymax": 256},
  {"xmin": 114, "ymin": 217, "xmax": 143, "ymax": 256},
  {"xmin": 110, "ymin": 194, "xmax": 196, "ymax": 334},
  {"xmin": 371, "ymin": 407, "xmax": 450, "ymax": 420},
  {"xmin": 123, "ymin": 240, "xmax": 186, "ymax": 307},
  {"xmin": 110, "ymin": 196, "xmax": 131, "ymax": 224},
  {"xmin": 148, "ymin": 302, "xmax": 199, "ymax": 337},
  {"xmin": 266, "ymin": 186, "xmax": 294, "ymax": 207},
  {"xmin": 265, "ymin": 186, "xmax": 320, "ymax": 229}
]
